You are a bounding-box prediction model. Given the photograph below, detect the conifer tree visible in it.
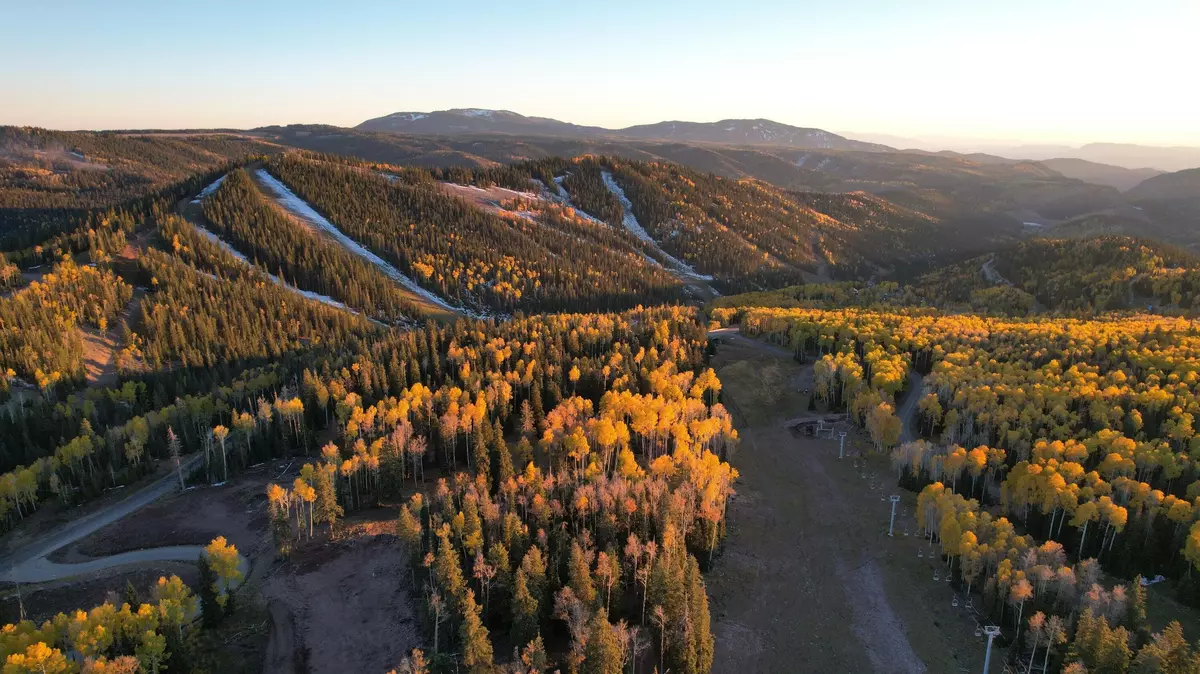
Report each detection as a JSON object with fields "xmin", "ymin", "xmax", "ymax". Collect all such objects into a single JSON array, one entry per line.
[
  {"xmin": 459, "ymin": 590, "xmax": 493, "ymax": 673},
  {"xmin": 512, "ymin": 568, "xmax": 540, "ymax": 649},
  {"xmin": 582, "ymin": 608, "xmax": 623, "ymax": 674},
  {"xmin": 313, "ymin": 463, "xmax": 343, "ymax": 535},
  {"xmin": 569, "ymin": 541, "xmax": 597, "ymax": 607}
]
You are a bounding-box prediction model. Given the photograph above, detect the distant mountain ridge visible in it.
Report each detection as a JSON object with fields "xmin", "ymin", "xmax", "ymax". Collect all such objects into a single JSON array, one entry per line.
[
  {"xmin": 1126, "ymin": 167, "xmax": 1200, "ymax": 200},
  {"xmin": 357, "ymin": 108, "xmax": 607, "ymax": 138},
  {"xmin": 615, "ymin": 118, "xmax": 889, "ymax": 151},
  {"xmin": 357, "ymin": 108, "xmax": 888, "ymax": 152},
  {"xmin": 1038, "ymin": 158, "xmax": 1163, "ymax": 192}
]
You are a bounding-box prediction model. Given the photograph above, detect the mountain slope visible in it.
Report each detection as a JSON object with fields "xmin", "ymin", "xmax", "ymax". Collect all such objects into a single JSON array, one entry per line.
[
  {"xmin": 357, "ymin": 109, "xmax": 606, "ymax": 137},
  {"xmin": 615, "ymin": 118, "xmax": 889, "ymax": 151},
  {"xmin": 261, "ymin": 125, "xmax": 1119, "ymax": 224},
  {"xmin": 1039, "ymin": 157, "xmax": 1163, "ymax": 191},
  {"xmin": 439, "ymin": 155, "xmax": 976, "ymax": 289},
  {"xmin": 356, "ymin": 109, "xmax": 888, "ymax": 151},
  {"xmin": 910, "ymin": 236, "xmax": 1200, "ymax": 312},
  {"xmin": 1126, "ymin": 167, "xmax": 1200, "ymax": 200}
]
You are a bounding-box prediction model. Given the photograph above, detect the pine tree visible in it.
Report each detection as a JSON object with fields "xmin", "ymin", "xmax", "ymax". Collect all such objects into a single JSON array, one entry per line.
[
  {"xmin": 472, "ymin": 425, "xmax": 490, "ymax": 487},
  {"xmin": 514, "ymin": 436, "xmax": 535, "ymax": 470},
  {"xmin": 521, "ymin": 546, "xmax": 549, "ymax": 613},
  {"xmin": 1129, "ymin": 577, "xmax": 1152, "ymax": 649},
  {"xmin": 521, "ymin": 635, "xmax": 548, "ymax": 674},
  {"xmin": 512, "ymin": 568, "xmax": 540, "ymax": 649},
  {"xmin": 569, "ymin": 540, "xmax": 597, "ymax": 606},
  {"xmin": 582, "ymin": 608, "xmax": 623, "ymax": 674},
  {"xmin": 459, "ymin": 590, "xmax": 493, "ymax": 673},
  {"xmin": 434, "ymin": 526, "xmax": 467, "ymax": 606},
  {"xmin": 1130, "ymin": 621, "xmax": 1196, "ymax": 674},
  {"xmin": 398, "ymin": 504, "xmax": 424, "ymax": 564},
  {"xmin": 197, "ymin": 556, "xmax": 223, "ymax": 627},
  {"xmin": 684, "ymin": 556, "xmax": 714, "ymax": 674},
  {"xmin": 493, "ymin": 420, "xmax": 514, "ymax": 490},
  {"xmin": 313, "ymin": 464, "xmax": 343, "ymax": 536}
]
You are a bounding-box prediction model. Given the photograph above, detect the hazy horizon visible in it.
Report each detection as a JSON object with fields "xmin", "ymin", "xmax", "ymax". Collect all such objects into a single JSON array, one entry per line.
[{"xmin": 3, "ymin": 0, "xmax": 1197, "ymax": 147}]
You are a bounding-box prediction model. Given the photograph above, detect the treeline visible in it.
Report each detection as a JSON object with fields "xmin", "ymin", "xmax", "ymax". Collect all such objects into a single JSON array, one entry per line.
[
  {"xmin": 201, "ymin": 168, "xmax": 422, "ymax": 323},
  {"xmin": 265, "ymin": 155, "xmax": 682, "ymax": 314}
]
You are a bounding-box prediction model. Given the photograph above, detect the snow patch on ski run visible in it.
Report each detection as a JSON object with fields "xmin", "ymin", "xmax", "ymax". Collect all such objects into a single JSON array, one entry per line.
[
  {"xmin": 539, "ymin": 177, "xmax": 608, "ymax": 227},
  {"xmin": 253, "ymin": 169, "xmax": 477, "ymax": 318},
  {"xmin": 551, "ymin": 176, "xmax": 571, "ymax": 200},
  {"xmin": 190, "ymin": 175, "xmax": 226, "ymax": 204},
  {"xmin": 599, "ymin": 170, "xmax": 713, "ymax": 281},
  {"xmin": 193, "ymin": 224, "xmax": 356, "ymax": 314}
]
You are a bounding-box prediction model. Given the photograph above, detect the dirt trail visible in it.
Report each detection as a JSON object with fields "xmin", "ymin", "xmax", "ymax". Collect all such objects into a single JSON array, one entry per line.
[
  {"xmin": 82, "ymin": 287, "xmax": 145, "ymax": 388},
  {"xmin": 981, "ymin": 255, "xmax": 1011, "ymax": 286},
  {"xmin": 897, "ymin": 371, "xmax": 927, "ymax": 444}
]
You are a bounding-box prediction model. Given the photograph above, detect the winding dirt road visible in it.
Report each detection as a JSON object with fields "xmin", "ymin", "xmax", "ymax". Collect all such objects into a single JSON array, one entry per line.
[{"xmin": 1, "ymin": 455, "xmax": 208, "ymax": 584}]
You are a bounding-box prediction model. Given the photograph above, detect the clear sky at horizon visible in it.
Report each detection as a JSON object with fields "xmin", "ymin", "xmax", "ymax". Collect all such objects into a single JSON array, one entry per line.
[{"xmin": 3, "ymin": 0, "xmax": 1196, "ymax": 145}]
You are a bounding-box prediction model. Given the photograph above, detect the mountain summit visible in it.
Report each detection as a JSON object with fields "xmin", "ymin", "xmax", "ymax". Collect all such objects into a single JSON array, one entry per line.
[
  {"xmin": 356, "ymin": 109, "xmax": 890, "ymax": 151},
  {"xmin": 356, "ymin": 108, "xmax": 605, "ymax": 137}
]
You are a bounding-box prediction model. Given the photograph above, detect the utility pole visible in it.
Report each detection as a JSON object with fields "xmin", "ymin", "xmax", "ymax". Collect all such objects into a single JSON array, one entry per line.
[
  {"xmin": 888, "ymin": 495, "xmax": 901, "ymax": 536},
  {"xmin": 838, "ymin": 431, "xmax": 847, "ymax": 459},
  {"xmin": 982, "ymin": 625, "xmax": 1001, "ymax": 673}
]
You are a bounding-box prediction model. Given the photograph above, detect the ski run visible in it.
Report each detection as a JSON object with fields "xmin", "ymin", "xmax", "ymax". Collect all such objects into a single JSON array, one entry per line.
[
  {"xmin": 599, "ymin": 170, "xmax": 713, "ymax": 282},
  {"xmin": 253, "ymin": 169, "xmax": 481, "ymax": 318}
]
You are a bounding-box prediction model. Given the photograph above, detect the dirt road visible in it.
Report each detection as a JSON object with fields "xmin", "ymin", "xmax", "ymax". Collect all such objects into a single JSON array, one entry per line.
[
  {"xmin": 1, "ymin": 455, "xmax": 203, "ymax": 584},
  {"xmin": 707, "ymin": 327, "xmax": 795, "ymax": 359},
  {"xmin": 897, "ymin": 371, "xmax": 927, "ymax": 444}
]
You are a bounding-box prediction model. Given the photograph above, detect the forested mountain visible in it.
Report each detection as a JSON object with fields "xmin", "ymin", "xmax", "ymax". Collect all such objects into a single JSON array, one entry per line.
[
  {"xmin": 357, "ymin": 108, "xmax": 606, "ymax": 137},
  {"xmin": 1039, "ymin": 158, "xmax": 1163, "ymax": 191},
  {"xmin": 1126, "ymin": 167, "xmax": 1200, "ymax": 200},
  {"xmin": 262, "ymin": 154, "xmax": 685, "ymax": 313},
  {"xmin": 357, "ymin": 108, "xmax": 889, "ymax": 151},
  {"xmin": 431, "ymin": 154, "xmax": 969, "ymax": 290},
  {"xmin": 615, "ymin": 118, "xmax": 890, "ymax": 151},
  {"xmin": 0, "ymin": 126, "xmax": 277, "ymax": 255},
  {"xmin": 258, "ymin": 125, "xmax": 1123, "ymax": 235},
  {"xmin": 199, "ymin": 168, "xmax": 424, "ymax": 324},
  {"xmin": 907, "ymin": 236, "xmax": 1200, "ymax": 313}
]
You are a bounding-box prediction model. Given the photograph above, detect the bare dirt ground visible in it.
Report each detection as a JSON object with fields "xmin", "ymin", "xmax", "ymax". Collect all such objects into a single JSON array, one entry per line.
[
  {"xmin": 708, "ymin": 338, "xmax": 987, "ymax": 674},
  {"xmin": 79, "ymin": 287, "xmax": 143, "ymax": 388},
  {"xmin": 0, "ymin": 562, "xmax": 197, "ymax": 624},
  {"xmin": 262, "ymin": 531, "xmax": 418, "ymax": 674},
  {"xmin": 48, "ymin": 461, "xmax": 277, "ymax": 563}
]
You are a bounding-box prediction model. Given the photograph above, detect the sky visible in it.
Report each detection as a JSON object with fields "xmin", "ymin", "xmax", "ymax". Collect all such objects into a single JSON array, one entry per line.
[{"xmin": 2, "ymin": 0, "xmax": 1197, "ymax": 146}]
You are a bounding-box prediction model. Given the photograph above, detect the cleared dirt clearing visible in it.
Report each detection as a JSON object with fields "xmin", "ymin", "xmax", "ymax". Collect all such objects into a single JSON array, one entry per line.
[{"xmin": 708, "ymin": 338, "xmax": 985, "ymax": 674}]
